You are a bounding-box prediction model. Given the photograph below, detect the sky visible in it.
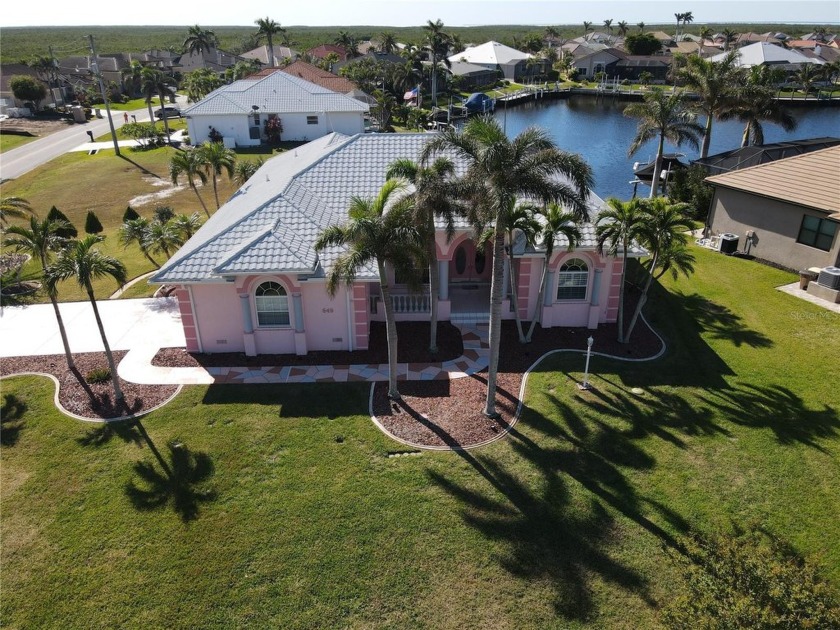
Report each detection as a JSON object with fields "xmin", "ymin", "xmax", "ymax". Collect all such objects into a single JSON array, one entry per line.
[{"xmin": 3, "ymin": 0, "xmax": 838, "ymax": 28}]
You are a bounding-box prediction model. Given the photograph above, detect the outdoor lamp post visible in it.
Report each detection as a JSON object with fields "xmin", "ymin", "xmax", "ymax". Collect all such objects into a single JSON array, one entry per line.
[{"xmin": 579, "ymin": 336, "xmax": 594, "ymax": 390}]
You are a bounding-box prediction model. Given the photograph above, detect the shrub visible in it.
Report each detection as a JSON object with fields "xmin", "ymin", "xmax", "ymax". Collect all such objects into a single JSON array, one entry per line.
[
  {"xmin": 669, "ymin": 165, "xmax": 714, "ymax": 221},
  {"xmin": 153, "ymin": 206, "xmax": 175, "ymax": 223},
  {"xmin": 46, "ymin": 206, "xmax": 77, "ymax": 239},
  {"xmin": 84, "ymin": 211, "xmax": 103, "ymax": 235},
  {"xmin": 9, "ymin": 75, "xmax": 47, "ymax": 109},
  {"xmin": 85, "ymin": 367, "xmax": 111, "ymax": 384},
  {"xmin": 662, "ymin": 527, "xmax": 840, "ymax": 629},
  {"xmin": 122, "ymin": 206, "xmax": 140, "ymax": 222},
  {"xmin": 624, "ymin": 33, "xmax": 662, "ymax": 55}
]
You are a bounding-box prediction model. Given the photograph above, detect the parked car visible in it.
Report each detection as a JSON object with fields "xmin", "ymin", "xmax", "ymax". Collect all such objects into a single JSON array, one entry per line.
[{"xmin": 155, "ymin": 107, "xmax": 181, "ymax": 119}]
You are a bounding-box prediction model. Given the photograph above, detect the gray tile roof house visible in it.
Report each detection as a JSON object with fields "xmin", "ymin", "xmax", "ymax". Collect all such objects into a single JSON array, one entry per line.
[
  {"xmin": 183, "ymin": 72, "xmax": 369, "ymax": 145},
  {"xmin": 152, "ymin": 132, "xmax": 637, "ymax": 356},
  {"xmin": 152, "ymin": 132, "xmax": 617, "ymax": 285}
]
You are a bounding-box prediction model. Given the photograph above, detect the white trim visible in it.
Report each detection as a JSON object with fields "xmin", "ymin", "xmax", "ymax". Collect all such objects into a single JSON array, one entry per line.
[
  {"xmin": 187, "ymin": 285, "xmax": 204, "ymax": 353},
  {"xmin": 346, "ymin": 287, "xmax": 354, "ymax": 352}
]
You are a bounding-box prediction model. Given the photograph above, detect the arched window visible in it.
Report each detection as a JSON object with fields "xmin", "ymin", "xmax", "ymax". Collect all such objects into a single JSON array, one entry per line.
[
  {"xmin": 556, "ymin": 258, "xmax": 589, "ymax": 300},
  {"xmin": 255, "ymin": 281, "xmax": 290, "ymax": 326}
]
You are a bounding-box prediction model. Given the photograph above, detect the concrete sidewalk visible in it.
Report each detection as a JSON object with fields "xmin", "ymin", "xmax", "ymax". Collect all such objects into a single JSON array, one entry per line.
[{"xmin": 0, "ymin": 297, "xmax": 185, "ymax": 358}]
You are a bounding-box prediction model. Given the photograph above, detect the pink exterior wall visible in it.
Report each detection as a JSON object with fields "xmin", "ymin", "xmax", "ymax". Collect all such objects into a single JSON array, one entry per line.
[
  {"xmin": 191, "ymin": 282, "xmax": 248, "ymax": 353},
  {"xmin": 606, "ymin": 258, "xmax": 623, "ymax": 323},
  {"xmin": 175, "ymin": 287, "xmax": 200, "ymax": 352},
  {"xmin": 539, "ymin": 251, "xmax": 614, "ymax": 328},
  {"xmin": 300, "ymin": 281, "xmax": 353, "ymax": 351}
]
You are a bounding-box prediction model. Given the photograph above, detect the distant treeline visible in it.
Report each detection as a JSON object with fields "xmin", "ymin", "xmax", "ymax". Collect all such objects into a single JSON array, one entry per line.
[{"xmin": 1, "ymin": 23, "xmax": 835, "ymax": 63}]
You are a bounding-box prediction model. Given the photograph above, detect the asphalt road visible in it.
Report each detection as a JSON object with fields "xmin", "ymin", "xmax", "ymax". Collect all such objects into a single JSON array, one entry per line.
[{"xmin": 0, "ymin": 97, "xmax": 188, "ymax": 181}]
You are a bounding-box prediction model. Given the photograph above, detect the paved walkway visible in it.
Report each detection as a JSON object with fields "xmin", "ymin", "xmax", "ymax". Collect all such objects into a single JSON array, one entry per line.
[
  {"xmin": 69, "ymin": 129, "xmax": 188, "ymax": 153},
  {"xmin": 776, "ymin": 281, "xmax": 840, "ymax": 314},
  {"xmin": 118, "ymin": 323, "xmax": 490, "ymax": 386}
]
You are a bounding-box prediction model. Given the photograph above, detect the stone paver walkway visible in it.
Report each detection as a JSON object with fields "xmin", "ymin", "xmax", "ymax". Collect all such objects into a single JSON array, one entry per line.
[{"xmin": 118, "ymin": 323, "xmax": 490, "ymax": 386}]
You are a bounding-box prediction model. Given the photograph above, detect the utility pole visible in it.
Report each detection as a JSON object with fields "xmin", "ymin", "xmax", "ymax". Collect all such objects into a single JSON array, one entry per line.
[{"xmin": 87, "ymin": 34, "xmax": 121, "ymax": 156}]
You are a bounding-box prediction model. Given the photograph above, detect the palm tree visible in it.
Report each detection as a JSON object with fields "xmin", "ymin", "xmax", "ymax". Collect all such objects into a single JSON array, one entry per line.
[
  {"xmin": 424, "ymin": 19, "xmax": 453, "ymax": 107},
  {"xmin": 624, "ymin": 89, "xmax": 704, "ymax": 197},
  {"xmin": 45, "ymin": 236, "xmax": 127, "ymax": 402},
  {"xmin": 617, "ymin": 21, "xmax": 630, "ymax": 39},
  {"xmin": 254, "ymin": 17, "xmax": 286, "ymax": 67},
  {"xmin": 120, "ymin": 60, "xmax": 143, "ymax": 98},
  {"xmin": 674, "ymin": 13, "xmax": 684, "ymax": 39},
  {"xmin": 386, "ymin": 157, "xmax": 461, "ymax": 353},
  {"xmin": 140, "ymin": 67, "xmax": 176, "ymax": 142},
  {"xmin": 624, "ymin": 197, "xmax": 693, "ymax": 342},
  {"xmin": 796, "ymin": 64, "xmax": 818, "ymax": 100},
  {"xmin": 723, "ymin": 83, "xmax": 797, "ymax": 146},
  {"xmin": 144, "ymin": 219, "xmax": 185, "ymax": 259},
  {"xmin": 721, "ymin": 28, "xmax": 739, "ymax": 51},
  {"xmin": 233, "ymin": 157, "xmax": 264, "ymax": 186},
  {"xmin": 378, "ymin": 32, "xmax": 398, "ymax": 54},
  {"xmin": 170, "ymin": 149, "xmax": 211, "ymax": 216},
  {"xmin": 583, "ymin": 21, "xmax": 593, "ymax": 41},
  {"xmin": 678, "ymin": 50, "xmax": 740, "ymax": 157},
  {"xmin": 596, "ymin": 198, "xmax": 645, "ymax": 344},
  {"xmin": 335, "ymin": 31, "xmax": 359, "ymax": 58},
  {"xmin": 183, "ymin": 25, "xmax": 218, "ymax": 56},
  {"xmin": 422, "ymin": 117, "xmax": 593, "ymax": 417},
  {"xmin": 682, "ymin": 11, "xmax": 694, "ymax": 35},
  {"xmin": 500, "ymin": 202, "xmax": 541, "ymax": 343},
  {"xmin": 171, "ymin": 213, "xmax": 203, "ymax": 240},
  {"xmin": 0, "ymin": 196, "xmax": 34, "ymax": 227},
  {"xmin": 196, "ymin": 142, "xmax": 237, "ymax": 209},
  {"xmin": 526, "ymin": 204, "xmax": 581, "ymax": 342},
  {"xmin": 603, "ymin": 19, "xmax": 614, "ymax": 43},
  {"xmin": 314, "ymin": 179, "xmax": 423, "ymax": 400},
  {"xmin": 4, "ymin": 216, "xmax": 76, "ymax": 369},
  {"xmin": 637, "ymin": 22, "xmax": 646, "ymax": 33},
  {"xmin": 119, "ymin": 217, "xmax": 159, "ymax": 268},
  {"xmin": 698, "ymin": 27, "xmax": 714, "ymax": 44}
]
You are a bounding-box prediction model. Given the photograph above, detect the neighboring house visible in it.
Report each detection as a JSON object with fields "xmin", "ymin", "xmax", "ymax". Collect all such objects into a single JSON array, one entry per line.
[
  {"xmin": 253, "ymin": 61, "xmax": 373, "ymax": 105},
  {"xmin": 694, "ymin": 137, "xmax": 840, "ymax": 175},
  {"xmin": 176, "ymin": 47, "xmax": 249, "ymax": 74},
  {"xmin": 134, "ymin": 49, "xmax": 182, "ymax": 72},
  {"xmin": 447, "ymin": 61, "xmax": 499, "ymax": 89},
  {"xmin": 57, "ymin": 55, "xmax": 128, "ymax": 91},
  {"xmin": 647, "ymin": 31, "xmax": 676, "ymax": 47},
  {"xmin": 705, "ymin": 145, "xmax": 840, "ymax": 271},
  {"xmin": 183, "ymin": 71, "xmax": 368, "ymax": 145},
  {"xmin": 570, "ymin": 48, "xmax": 623, "ymax": 79},
  {"xmin": 710, "ymin": 42, "xmax": 824, "ymax": 68},
  {"xmin": 151, "ymin": 132, "xmax": 636, "ymax": 356},
  {"xmin": 613, "ymin": 56, "xmax": 671, "ymax": 81},
  {"xmin": 306, "ymin": 44, "xmax": 350, "ymax": 63},
  {"xmin": 0, "ymin": 63, "xmax": 52, "ymax": 110},
  {"xmin": 448, "ymin": 41, "xmax": 545, "ymax": 81},
  {"xmin": 668, "ymin": 41, "xmax": 721, "ymax": 57},
  {"xmin": 241, "ymin": 45, "xmax": 299, "ymax": 67}
]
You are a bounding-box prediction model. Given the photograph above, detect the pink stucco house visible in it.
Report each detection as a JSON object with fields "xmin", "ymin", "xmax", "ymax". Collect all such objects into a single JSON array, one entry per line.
[{"xmin": 151, "ymin": 132, "xmax": 639, "ymax": 356}]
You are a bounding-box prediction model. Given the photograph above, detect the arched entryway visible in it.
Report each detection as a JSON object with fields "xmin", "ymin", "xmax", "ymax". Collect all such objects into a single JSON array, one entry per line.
[{"xmin": 448, "ymin": 238, "xmax": 492, "ymax": 323}]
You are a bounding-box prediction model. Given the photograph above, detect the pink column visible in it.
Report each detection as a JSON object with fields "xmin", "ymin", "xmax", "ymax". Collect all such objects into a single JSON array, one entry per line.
[
  {"xmin": 175, "ymin": 286, "xmax": 200, "ymax": 352},
  {"xmin": 352, "ymin": 284, "xmax": 369, "ymax": 350},
  {"xmin": 606, "ymin": 259, "xmax": 623, "ymax": 323},
  {"xmin": 516, "ymin": 258, "xmax": 533, "ymax": 319}
]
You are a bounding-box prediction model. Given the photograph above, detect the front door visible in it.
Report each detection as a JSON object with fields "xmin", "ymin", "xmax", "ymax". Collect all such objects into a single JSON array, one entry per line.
[{"xmin": 450, "ymin": 240, "xmax": 491, "ymax": 283}]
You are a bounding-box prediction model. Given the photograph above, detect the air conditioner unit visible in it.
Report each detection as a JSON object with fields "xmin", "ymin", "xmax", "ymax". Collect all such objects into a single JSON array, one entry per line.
[
  {"xmin": 817, "ymin": 266, "xmax": 840, "ymax": 290},
  {"xmin": 719, "ymin": 233, "xmax": 739, "ymax": 255}
]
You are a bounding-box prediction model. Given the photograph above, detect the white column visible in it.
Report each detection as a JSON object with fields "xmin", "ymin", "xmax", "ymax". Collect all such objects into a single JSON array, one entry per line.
[
  {"xmin": 591, "ymin": 268, "xmax": 603, "ymax": 305},
  {"xmin": 239, "ymin": 294, "xmax": 253, "ymax": 333},
  {"xmin": 544, "ymin": 271, "xmax": 555, "ymax": 306},
  {"xmin": 292, "ymin": 293, "xmax": 304, "ymax": 332},
  {"xmin": 438, "ymin": 260, "xmax": 449, "ymax": 300}
]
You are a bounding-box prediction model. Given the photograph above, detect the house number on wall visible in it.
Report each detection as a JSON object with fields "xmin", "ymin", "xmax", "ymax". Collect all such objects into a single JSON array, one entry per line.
[{"xmin": 322, "ymin": 308, "xmax": 334, "ymax": 314}]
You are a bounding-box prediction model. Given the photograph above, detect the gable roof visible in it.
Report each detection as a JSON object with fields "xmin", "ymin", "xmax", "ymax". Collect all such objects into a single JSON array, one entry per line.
[
  {"xmin": 306, "ymin": 44, "xmax": 349, "ymax": 61},
  {"xmin": 152, "ymin": 133, "xmax": 612, "ymax": 284},
  {"xmin": 448, "ymin": 41, "xmax": 532, "ymax": 66},
  {"xmin": 241, "ymin": 45, "xmax": 299, "ymax": 66},
  {"xmin": 183, "ymin": 71, "xmax": 369, "ymax": 117},
  {"xmin": 258, "ymin": 60, "xmax": 359, "ymax": 94},
  {"xmin": 706, "ymin": 145, "xmax": 840, "ymax": 214},
  {"xmin": 710, "ymin": 42, "xmax": 824, "ymax": 67}
]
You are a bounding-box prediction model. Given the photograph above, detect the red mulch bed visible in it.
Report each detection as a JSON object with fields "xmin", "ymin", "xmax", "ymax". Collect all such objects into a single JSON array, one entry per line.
[
  {"xmin": 152, "ymin": 321, "xmax": 463, "ymax": 368},
  {"xmin": 373, "ymin": 305, "xmax": 663, "ymax": 449},
  {"xmin": 1, "ymin": 351, "xmax": 179, "ymax": 421}
]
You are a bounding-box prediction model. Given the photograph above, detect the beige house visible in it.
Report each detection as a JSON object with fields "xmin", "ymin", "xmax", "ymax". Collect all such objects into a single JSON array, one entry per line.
[{"xmin": 706, "ymin": 146, "xmax": 840, "ymax": 272}]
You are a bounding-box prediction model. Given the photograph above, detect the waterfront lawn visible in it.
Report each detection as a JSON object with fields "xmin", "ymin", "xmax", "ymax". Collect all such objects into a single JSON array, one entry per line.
[{"xmin": 2, "ymin": 247, "xmax": 839, "ymax": 628}]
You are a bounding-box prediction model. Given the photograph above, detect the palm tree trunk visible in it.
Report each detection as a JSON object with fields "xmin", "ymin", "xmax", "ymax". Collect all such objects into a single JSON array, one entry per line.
[
  {"xmin": 268, "ymin": 35, "xmax": 275, "ymax": 68},
  {"xmin": 49, "ymin": 291, "xmax": 76, "ymax": 370},
  {"xmin": 617, "ymin": 242, "xmax": 629, "ymax": 344},
  {"xmin": 378, "ymin": 261, "xmax": 400, "ymax": 399},
  {"xmin": 525, "ymin": 252, "xmax": 550, "ymax": 342},
  {"xmin": 140, "ymin": 248, "xmax": 160, "ymax": 268},
  {"xmin": 507, "ymin": 251, "xmax": 526, "ymax": 342},
  {"xmin": 159, "ymin": 92, "xmax": 171, "ymax": 144},
  {"xmin": 86, "ymin": 286, "xmax": 124, "ymax": 402},
  {"xmin": 741, "ymin": 123, "xmax": 751, "ymax": 148},
  {"xmin": 190, "ymin": 181, "xmax": 211, "ymax": 217},
  {"xmin": 648, "ymin": 134, "xmax": 666, "ymax": 198},
  {"xmin": 484, "ymin": 230, "xmax": 506, "ymax": 418},
  {"xmin": 212, "ymin": 175, "xmax": 221, "ymax": 209},
  {"xmin": 147, "ymin": 101, "xmax": 155, "ymax": 128},
  {"xmin": 701, "ymin": 113, "xmax": 713, "ymax": 158},
  {"xmin": 625, "ymin": 251, "xmax": 657, "ymax": 343},
  {"xmin": 427, "ymin": 236, "xmax": 439, "ymax": 353}
]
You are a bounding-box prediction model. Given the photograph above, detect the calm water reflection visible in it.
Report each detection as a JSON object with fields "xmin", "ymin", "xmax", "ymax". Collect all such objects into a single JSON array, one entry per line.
[{"xmin": 493, "ymin": 95, "xmax": 840, "ymax": 200}]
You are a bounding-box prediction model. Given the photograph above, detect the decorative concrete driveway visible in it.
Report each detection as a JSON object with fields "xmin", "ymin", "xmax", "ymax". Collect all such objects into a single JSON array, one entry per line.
[{"xmin": 0, "ymin": 297, "xmax": 184, "ymax": 358}]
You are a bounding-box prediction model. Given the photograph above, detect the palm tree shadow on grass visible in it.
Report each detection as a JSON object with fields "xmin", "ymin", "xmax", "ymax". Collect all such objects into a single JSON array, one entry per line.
[
  {"xmin": 699, "ymin": 383, "xmax": 839, "ymax": 452},
  {"xmin": 118, "ymin": 154, "xmax": 161, "ymax": 178},
  {"xmin": 1, "ymin": 393, "xmax": 28, "ymax": 446},
  {"xmin": 124, "ymin": 421, "xmax": 216, "ymax": 522},
  {"xmin": 77, "ymin": 418, "xmax": 144, "ymax": 448},
  {"xmin": 674, "ymin": 292, "xmax": 774, "ymax": 349}
]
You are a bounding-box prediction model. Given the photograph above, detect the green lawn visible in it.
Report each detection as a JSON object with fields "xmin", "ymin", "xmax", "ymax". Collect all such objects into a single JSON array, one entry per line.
[
  {"xmin": 2, "ymin": 246, "xmax": 838, "ymax": 627},
  {"xmin": 0, "ymin": 133, "xmax": 38, "ymax": 153}
]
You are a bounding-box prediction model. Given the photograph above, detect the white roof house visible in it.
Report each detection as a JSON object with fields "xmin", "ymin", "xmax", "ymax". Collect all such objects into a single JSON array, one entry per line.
[
  {"xmin": 711, "ymin": 42, "xmax": 825, "ymax": 68},
  {"xmin": 241, "ymin": 44, "xmax": 299, "ymax": 67},
  {"xmin": 183, "ymin": 71, "xmax": 369, "ymax": 147},
  {"xmin": 448, "ymin": 41, "xmax": 542, "ymax": 81}
]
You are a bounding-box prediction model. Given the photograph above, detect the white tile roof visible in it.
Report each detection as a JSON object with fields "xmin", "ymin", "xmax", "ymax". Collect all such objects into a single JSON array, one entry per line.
[
  {"xmin": 183, "ymin": 71, "xmax": 369, "ymax": 117},
  {"xmin": 710, "ymin": 42, "xmax": 824, "ymax": 67},
  {"xmin": 448, "ymin": 41, "xmax": 532, "ymax": 66},
  {"xmin": 152, "ymin": 132, "xmax": 611, "ymax": 284}
]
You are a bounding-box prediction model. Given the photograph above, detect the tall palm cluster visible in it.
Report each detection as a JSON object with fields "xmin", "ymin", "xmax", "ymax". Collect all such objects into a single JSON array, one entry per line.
[{"xmin": 170, "ymin": 142, "xmax": 246, "ymax": 214}]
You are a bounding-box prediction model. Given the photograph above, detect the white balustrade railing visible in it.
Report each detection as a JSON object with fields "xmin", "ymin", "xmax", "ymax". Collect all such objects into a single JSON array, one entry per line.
[{"xmin": 391, "ymin": 293, "xmax": 430, "ymax": 313}]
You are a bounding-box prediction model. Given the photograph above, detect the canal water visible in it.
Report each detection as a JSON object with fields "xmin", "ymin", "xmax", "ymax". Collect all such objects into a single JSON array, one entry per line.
[{"xmin": 493, "ymin": 95, "xmax": 840, "ymax": 200}]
